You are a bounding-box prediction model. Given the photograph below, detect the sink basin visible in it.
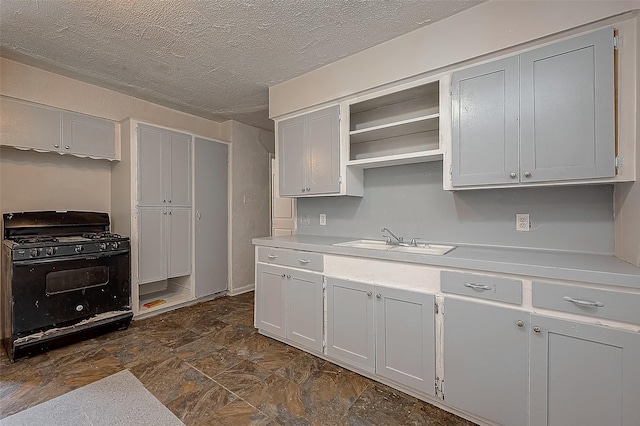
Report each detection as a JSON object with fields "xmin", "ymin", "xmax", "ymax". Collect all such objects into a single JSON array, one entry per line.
[{"xmin": 333, "ymin": 239, "xmax": 456, "ymax": 255}]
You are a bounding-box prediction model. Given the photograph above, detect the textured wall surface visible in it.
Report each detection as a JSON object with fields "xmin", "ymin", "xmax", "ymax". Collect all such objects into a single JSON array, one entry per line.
[
  {"xmin": 230, "ymin": 121, "xmax": 274, "ymax": 293},
  {"xmin": 297, "ymin": 162, "xmax": 616, "ymax": 255},
  {"xmin": 0, "ymin": 0, "xmax": 481, "ymax": 130}
]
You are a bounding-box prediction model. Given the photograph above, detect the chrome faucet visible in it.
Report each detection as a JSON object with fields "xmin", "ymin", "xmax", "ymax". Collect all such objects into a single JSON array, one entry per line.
[{"xmin": 381, "ymin": 227, "xmax": 403, "ymax": 245}]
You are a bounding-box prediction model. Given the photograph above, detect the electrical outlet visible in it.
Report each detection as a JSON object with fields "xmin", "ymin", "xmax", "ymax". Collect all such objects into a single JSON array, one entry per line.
[
  {"xmin": 319, "ymin": 214, "xmax": 327, "ymax": 226},
  {"xmin": 516, "ymin": 214, "xmax": 530, "ymax": 232}
]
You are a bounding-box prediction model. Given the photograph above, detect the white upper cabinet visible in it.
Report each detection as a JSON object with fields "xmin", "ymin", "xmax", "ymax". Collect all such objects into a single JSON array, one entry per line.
[
  {"xmin": 0, "ymin": 97, "xmax": 62, "ymax": 152},
  {"xmin": 347, "ymin": 77, "xmax": 446, "ymax": 169},
  {"xmin": 62, "ymin": 111, "xmax": 116, "ymax": 159},
  {"xmin": 137, "ymin": 124, "xmax": 191, "ymax": 207},
  {"xmin": 451, "ymin": 57, "xmax": 520, "ymax": 186},
  {"xmin": 277, "ymin": 104, "xmax": 342, "ymax": 197},
  {"xmin": 0, "ymin": 97, "xmax": 117, "ymax": 160},
  {"xmin": 448, "ymin": 27, "xmax": 621, "ymax": 189}
]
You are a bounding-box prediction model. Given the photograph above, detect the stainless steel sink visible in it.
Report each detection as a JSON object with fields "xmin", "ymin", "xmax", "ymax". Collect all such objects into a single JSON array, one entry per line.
[{"xmin": 333, "ymin": 239, "xmax": 456, "ymax": 255}]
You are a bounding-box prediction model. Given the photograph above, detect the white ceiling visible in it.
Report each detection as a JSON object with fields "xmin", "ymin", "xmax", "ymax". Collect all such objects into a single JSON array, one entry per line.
[{"xmin": 0, "ymin": 0, "xmax": 483, "ymax": 131}]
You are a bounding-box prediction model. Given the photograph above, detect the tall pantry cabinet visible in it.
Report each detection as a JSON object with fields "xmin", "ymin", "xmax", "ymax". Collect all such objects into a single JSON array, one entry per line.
[{"xmin": 111, "ymin": 119, "xmax": 229, "ymax": 317}]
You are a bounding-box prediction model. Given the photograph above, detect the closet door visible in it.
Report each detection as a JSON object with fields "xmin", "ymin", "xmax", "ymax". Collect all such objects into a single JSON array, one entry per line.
[{"xmin": 194, "ymin": 137, "xmax": 229, "ymax": 297}]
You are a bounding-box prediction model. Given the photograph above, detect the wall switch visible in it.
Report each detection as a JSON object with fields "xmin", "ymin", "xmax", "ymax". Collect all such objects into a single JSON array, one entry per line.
[
  {"xmin": 243, "ymin": 195, "xmax": 255, "ymax": 204},
  {"xmin": 516, "ymin": 214, "xmax": 530, "ymax": 232},
  {"xmin": 319, "ymin": 214, "xmax": 327, "ymax": 226}
]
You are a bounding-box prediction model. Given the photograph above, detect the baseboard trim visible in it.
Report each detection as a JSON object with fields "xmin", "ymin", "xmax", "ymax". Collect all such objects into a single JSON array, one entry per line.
[{"xmin": 228, "ymin": 283, "xmax": 255, "ymax": 296}]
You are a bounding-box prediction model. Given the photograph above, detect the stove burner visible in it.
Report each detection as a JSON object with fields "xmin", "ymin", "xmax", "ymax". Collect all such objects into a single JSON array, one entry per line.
[
  {"xmin": 81, "ymin": 232, "xmax": 122, "ymax": 240},
  {"xmin": 13, "ymin": 236, "xmax": 59, "ymax": 244}
]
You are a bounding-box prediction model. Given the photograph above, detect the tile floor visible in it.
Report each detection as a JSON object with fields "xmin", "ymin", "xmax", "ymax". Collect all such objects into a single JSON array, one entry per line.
[{"xmin": 0, "ymin": 292, "xmax": 476, "ymax": 425}]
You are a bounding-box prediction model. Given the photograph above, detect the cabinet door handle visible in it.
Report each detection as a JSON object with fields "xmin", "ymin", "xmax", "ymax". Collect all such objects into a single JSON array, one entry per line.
[
  {"xmin": 464, "ymin": 282, "xmax": 492, "ymax": 291},
  {"xmin": 281, "ymin": 274, "xmax": 286, "ymax": 278},
  {"xmin": 286, "ymin": 274, "xmax": 291, "ymax": 278},
  {"xmin": 367, "ymin": 291, "xmax": 372, "ymax": 297},
  {"xmin": 54, "ymin": 144, "xmax": 60, "ymax": 148},
  {"xmin": 516, "ymin": 320, "xmax": 524, "ymax": 328},
  {"xmin": 524, "ymin": 171, "xmax": 532, "ymax": 178},
  {"xmin": 510, "ymin": 172, "xmax": 517, "ymax": 178},
  {"xmin": 563, "ymin": 296, "xmax": 604, "ymax": 308},
  {"xmin": 267, "ymin": 254, "xmax": 278, "ymax": 259},
  {"xmin": 533, "ymin": 326, "xmax": 541, "ymax": 334},
  {"xmin": 163, "ymin": 211, "xmax": 167, "ymax": 215},
  {"xmin": 163, "ymin": 199, "xmax": 166, "ymax": 203},
  {"xmin": 298, "ymin": 259, "xmax": 311, "ymax": 264},
  {"xmin": 65, "ymin": 145, "xmax": 70, "ymax": 149},
  {"xmin": 376, "ymin": 294, "xmax": 381, "ymax": 299},
  {"xmin": 169, "ymin": 211, "xmax": 172, "ymax": 215},
  {"xmin": 306, "ymin": 187, "xmax": 310, "ymax": 192},
  {"xmin": 168, "ymin": 199, "xmax": 172, "ymax": 203},
  {"xmin": 302, "ymin": 188, "xmax": 306, "ymax": 192}
]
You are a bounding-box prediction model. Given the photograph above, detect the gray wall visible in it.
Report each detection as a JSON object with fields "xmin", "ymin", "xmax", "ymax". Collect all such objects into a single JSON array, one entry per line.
[{"xmin": 297, "ymin": 162, "xmax": 615, "ymax": 255}]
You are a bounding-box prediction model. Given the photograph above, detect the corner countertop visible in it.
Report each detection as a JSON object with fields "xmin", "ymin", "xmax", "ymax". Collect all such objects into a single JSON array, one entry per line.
[{"xmin": 253, "ymin": 235, "xmax": 640, "ymax": 289}]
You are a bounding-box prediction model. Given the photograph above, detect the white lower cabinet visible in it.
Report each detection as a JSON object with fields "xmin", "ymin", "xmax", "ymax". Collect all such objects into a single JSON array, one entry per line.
[
  {"xmin": 326, "ymin": 278, "xmax": 435, "ymax": 395},
  {"xmin": 530, "ymin": 314, "xmax": 640, "ymax": 426},
  {"xmin": 137, "ymin": 206, "xmax": 191, "ymax": 285},
  {"xmin": 256, "ymin": 263, "xmax": 323, "ymax": 352},
  {"xmin": 443, "ymin": 297, "xmax": 529, "ymax": 426},
  {"xmin": 326, "ymin": 278, "xmax": 375, "ymax": 372}
]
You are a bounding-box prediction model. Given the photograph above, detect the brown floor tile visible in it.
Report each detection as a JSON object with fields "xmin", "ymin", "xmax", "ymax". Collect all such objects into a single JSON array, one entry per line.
[
  {"xmin": 0, "ymin": 291, "xmax": 477, "ymax": 426},
  {"xmin": 166, "ymin": 381, "xmax": 237, "ymax": 425}
]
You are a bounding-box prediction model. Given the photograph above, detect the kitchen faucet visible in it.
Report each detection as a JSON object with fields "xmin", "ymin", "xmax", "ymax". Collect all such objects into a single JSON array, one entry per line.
[
  {"xmin": 381, "ymin": 227, "xmax": 421, "ymax": 246},
  {"xmin": 381, "ymin": 227, "xmax": 403, "ymax": 245}
]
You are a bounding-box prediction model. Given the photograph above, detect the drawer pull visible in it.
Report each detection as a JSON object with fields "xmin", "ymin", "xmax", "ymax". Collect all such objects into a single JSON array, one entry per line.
[
  {"xmin": 298, "ymin": 259, "xmax": 311, "ymax": 264},
  {"xmin": 267, "ymin": 254, "xmax": 278, "ymax": 259},
  {"xmin": 464, "ymin": 282, "xmax": 492, "ymax": 291},
  {"xmin": 563, "ymin": 296, "xmax": 604, "ymax": 308}
]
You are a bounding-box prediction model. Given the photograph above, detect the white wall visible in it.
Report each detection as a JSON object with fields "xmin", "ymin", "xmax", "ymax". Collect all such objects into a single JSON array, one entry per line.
[
  {"xmin": 0, "ymin": 58, "xmax": 224, "ymax": 215},
  {"xmin": 228, "ymin": 121, "xmax": 274, "ymax": 294}
]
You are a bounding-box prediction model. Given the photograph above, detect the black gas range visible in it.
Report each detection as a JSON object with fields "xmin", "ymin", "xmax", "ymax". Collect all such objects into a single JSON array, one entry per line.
[{"xmin": 1, "ymin": 211, "xmax": 133, "ymax": 362}]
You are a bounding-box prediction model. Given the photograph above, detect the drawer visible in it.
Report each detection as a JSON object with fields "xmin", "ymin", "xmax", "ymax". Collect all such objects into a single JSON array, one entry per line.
[
  {"xmin": 441, "ymin": 271, "xmax": 522, "ymax": 305},
  {"xmin": 257, "ymin": 247, "xmax": 323, "ymax": 272},
  {"xmin": 532, "ymin": 281, "xmax": 640, "ymax": 324}
]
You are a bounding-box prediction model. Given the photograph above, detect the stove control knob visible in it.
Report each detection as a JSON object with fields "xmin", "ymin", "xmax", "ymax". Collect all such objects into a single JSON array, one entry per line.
[
  {"xmin": 74, "ymin": 245, "xmax": 83, "ymax": 253},
  {"xmin": 45, "ymin": 247, "xmax": 57, "ymax": 256},
  {"xmin": 30, "ymin": 248, "xmax": 40, "ymax": 257},
  {"xmin": 111, "ymin": 242, "xmax": 119, "ymax": 250},
  {"xmin": 99, "ymin": 242, "xmax": 108, "ymax": 251}
]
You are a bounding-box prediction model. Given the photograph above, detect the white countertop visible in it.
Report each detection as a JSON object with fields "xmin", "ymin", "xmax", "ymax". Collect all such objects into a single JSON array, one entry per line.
[{"xmin": 253, "ymin": 235, "xmax": 640, "ymax": 289}]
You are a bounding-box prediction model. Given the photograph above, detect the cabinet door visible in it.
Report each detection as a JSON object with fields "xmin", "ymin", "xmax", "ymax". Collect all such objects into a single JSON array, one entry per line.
[
  {"xmin": 0, "ymin": 97, "xmax": 62, "ymax": 151},
  {"xmin": 286, "ymin": 270, "xmax": 323, "ymax": 353},
  {"xmin": 451, "ymin": 56, "xmax": 520, "ymax": 186},
  {"xmin": 375, "ymin": 287, "xmax": 435, "ymax": 395},
  {"xmin": 167, "ymin": 130, "xmax": 192, "ymax": 206},
  {"xmin": 256, "ymin": 263, "xmax": 286, "ymax": 338},
  {"xmin": 167, "ymin": 208, "xmax": 191, "ymax": 279},
  {"xmin": 444, "ymin": 298, "xmax": 529, "ymax": 426},
  {"xmin": 326, "ymin": 278, "xmax": 375, "ymax": 373},
  {"xmin": 138, "ymin": 207, "xmax": 166, "ymax": 284},
  {"xmin": 530, "ymin": 314, "xmax": 640, "ymax": 426},
  {"xmin": 137, "ymin": 125, "xmax": 166, "ymax": 206},
  {"xmin": 278, "ymin": 115, "xmax": 306, "ymax": 197},
  {"xmin": 62, "ymin": 111, "xmax": 115, "ymax": 159},
  {"xmin": 520, "ymin": 28, "xmax": 615, "ymax": 183},
  {"xmin": 306, "ymin": 105, "xmax": 340, "ymax": 195}
]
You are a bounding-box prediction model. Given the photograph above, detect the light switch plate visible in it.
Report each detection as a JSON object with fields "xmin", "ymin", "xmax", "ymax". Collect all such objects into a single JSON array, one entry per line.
[
  {"xmin": 319, "ymin": 214, "xmax": 327, "ymax": 226},
  {"xmin": 516, "ymin": 214, "xmax": 530, "ymax": 232}
]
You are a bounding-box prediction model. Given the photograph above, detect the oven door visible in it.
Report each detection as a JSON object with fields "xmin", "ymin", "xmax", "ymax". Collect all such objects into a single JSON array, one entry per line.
[{"xmin": 10, "ymin": 250, "xmax": 131, "ymax": 336}]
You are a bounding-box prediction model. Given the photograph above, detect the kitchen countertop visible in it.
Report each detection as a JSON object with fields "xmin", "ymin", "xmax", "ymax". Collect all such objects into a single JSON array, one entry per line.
[{"xmin": 253, "ymin": 235, "xmax": 640, "ymax": 289}]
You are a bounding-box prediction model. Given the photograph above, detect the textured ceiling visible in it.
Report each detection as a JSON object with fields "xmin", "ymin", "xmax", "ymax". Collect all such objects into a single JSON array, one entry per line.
[{"xmin": 0, "ymin": 0, "xmax": 483, "ymax": 131}]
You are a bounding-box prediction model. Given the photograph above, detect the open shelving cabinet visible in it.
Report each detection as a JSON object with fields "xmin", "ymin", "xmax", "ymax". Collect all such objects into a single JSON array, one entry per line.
[{"xmin": 346, "ymin": 76, "xmax": 449, "ymax": 169}]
